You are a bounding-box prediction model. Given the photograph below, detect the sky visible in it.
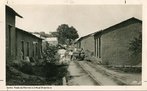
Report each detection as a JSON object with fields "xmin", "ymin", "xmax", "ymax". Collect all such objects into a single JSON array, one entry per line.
[{"xmin": 10, "ymin": 5, "xmax": 142, "ymax": 37}]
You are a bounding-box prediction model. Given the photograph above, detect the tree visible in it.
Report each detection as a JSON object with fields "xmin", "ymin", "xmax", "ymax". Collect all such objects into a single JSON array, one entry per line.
[
  {"xmin": 129, "ymin": 32, "xmax": 142, "ymax": 65},
  {"xmin": 43, "ymin": 42, "xmax": 59, "ymax": 63},
  {"xmin": 129, "ymin": 32, "xmax": 142, "ymax": 55},
  {"xmin": 56, "ymin": 24, "xmax": 79, "ymax": 45}
]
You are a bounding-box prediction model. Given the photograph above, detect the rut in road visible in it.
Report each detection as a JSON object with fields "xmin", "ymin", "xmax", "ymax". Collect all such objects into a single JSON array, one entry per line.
[
  {"xmin": 78, "ymin": 61, "xmax": 119, "ymax": 85},
  {"xmin": 67, "ymin": 61, "xmax": 99, "ymax": 85}
]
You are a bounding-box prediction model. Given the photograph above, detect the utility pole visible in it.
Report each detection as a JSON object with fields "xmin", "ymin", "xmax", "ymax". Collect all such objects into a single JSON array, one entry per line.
[{"xmin": 125, "ymin": 0, "xmax": 126, "ymax": 4}]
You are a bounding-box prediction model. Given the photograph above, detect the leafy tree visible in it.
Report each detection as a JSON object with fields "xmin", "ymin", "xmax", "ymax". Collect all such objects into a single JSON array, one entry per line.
[
  {"xmin": 129, "ymin": 32, "xmax": 142, "ymax": 55},
  {"xmin": 42, "ymin": 42, "xmax": 58, "ymax": 63},
  {"xmin": 40, "ymin": 32, "xmax": 46, "ymax": 37},
  {"xmin": 56, "ymin": 24, "xmax": 79, "ymax": 45},
  {"xmin": 128, "ymin": 32, "xmax": 142, "ymax": 65}
]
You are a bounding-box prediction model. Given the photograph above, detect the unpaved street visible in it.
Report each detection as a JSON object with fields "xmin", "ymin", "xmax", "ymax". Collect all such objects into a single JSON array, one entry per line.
[
  {"xmin": 67, "ymin": 61, "xmax": 99, "ymax": 85},
  {"xmin": 67, "ymin": 60, "xmax": 120, "ymax": 85}
]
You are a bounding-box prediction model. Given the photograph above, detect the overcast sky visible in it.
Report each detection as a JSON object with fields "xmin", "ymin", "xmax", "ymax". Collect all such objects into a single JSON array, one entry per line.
[{"xmin": 10, "ymin": 5, "xmax": 142, "ymax": 37}]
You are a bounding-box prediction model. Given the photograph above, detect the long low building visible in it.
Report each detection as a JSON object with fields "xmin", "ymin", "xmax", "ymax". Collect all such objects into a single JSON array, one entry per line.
[
  {"xmin": 75, "ymin": 17, "xmax": 142, "ymax": 66},
  {"xmin": 15, "ymin": 27, "xmax": 42, "ymax": 60},
  {"xmin": 6, "ymin": 5, "xmax": 43, "ymax": 62}
]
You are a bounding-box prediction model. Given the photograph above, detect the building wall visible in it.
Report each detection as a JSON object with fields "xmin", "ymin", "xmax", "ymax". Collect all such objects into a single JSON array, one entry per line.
[
  {"xmin": 74, "ymin": 41, "xmax": 81, "ymax": 48},
  {"xmin": 94, "ymin": 36, "xmax": 101, "ymax": 58},
  {"xmin": 101, "ymin": 23, "xmax": 142, "ymax": 65},
  {"xmin": 6, "ymin": 6, "xmax": 42, "ymax": 62},
  {"xmin": 6, "ymin": 12, "xmax": 16, "ymax": 26},
  {"xmin": 6, "ymin": 10, "xmax": 16, "ymax": 61},
  {"xmin": 80, "ymin": 36, "xmax": 95, "ymax": 54},
  {"xmin": 16, "ymin": 30, "xmax": 42, "ymax": 60}
]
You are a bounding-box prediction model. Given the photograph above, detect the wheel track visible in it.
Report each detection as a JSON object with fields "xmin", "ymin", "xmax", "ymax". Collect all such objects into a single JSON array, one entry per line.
[
  {"xmin": 76, "ymin": 60, "xmax": 120, "ymax": 85},
  {"xmin": 86, "ymin": 61, "xmax": 127, "ymax": 85},
  {"xmin": 74, "ymin": 61, "xmax": 102, "ymax": 85}
]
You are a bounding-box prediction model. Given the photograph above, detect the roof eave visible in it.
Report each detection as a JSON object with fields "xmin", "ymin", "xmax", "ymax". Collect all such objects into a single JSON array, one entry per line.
[
  {"xmin": 6, "ymin": 5, "xmax": 23, "ymax": 18},
  {"xmin": 15, "ymin": 13, "xmax": 23, "ymax": 18}
]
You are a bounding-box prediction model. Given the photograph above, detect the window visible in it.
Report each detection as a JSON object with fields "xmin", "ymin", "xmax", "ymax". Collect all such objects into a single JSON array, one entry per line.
[
  {"xmin": 95, "ymin": 39, "xmax": 96, "ymax": 56},
  {"xmin": 8, "ymin": 25, "xmax": 12, "ymax": 54},
  {"xmin": 27, "ymin": 42, "xmax": 29, "ymax": 56},
  {"xmin": 15, "ymin": 31, "xmax": 17, "ymax": 57},
  {"xmin": 21, "ymin": 41, "xmax": 24, "ymax": 59},
  {"xmin": 33, "ymin": 43, "xmax": 35, "ymax": 57},
  {"xmin": 97, "ymin": 38, "xmax": 99, "ymax": 57},
  {"xmin": 99, "ymin": 37, "xmax": 101, "ymax": 58},
  {"xmin": 36, "ymin": 43, "xmax": 38, "ymax": 55},
  {"xmin": 41, "ymin": 44, "xmax": 42, "ymax": 54},
  {"xmin": 95, "ymin": 37, "xmax": 101, "ymax": 58},
  {"xmin": 95, "ymin": 38, "xmax": 98, "ymax": 57}
]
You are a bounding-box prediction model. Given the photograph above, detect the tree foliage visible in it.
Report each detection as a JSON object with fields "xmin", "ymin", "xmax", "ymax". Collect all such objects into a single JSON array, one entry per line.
[
  {"xmin": 56, "ymin": 24, "xmax": 79, "ymax": 45},
  {"xmin": 42, "ymin": 42, "xmax": 59, "ymax": 63},
  {"xmin": 129, "ymin": 32, "xmax": 142, "ymax": 55}
]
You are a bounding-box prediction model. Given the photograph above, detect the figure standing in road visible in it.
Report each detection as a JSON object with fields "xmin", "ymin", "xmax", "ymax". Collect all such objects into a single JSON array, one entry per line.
[
  {"xmin": 58, "ymin": 47, "xmax": 66, "ymax": 64},
  {"xmin": 69, "ymin": 50, "xmax": 73, "ymax": 61}
]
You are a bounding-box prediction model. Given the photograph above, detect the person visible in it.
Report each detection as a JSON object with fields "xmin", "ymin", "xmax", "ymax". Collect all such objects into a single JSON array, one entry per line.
[
  {"xmin": 57, "ymin": 47, "xmax": 66, "ymax": 64},
  {"xmin": 79, "ymin": 48, "xmax": 85, "ymax": 60},
  {"xmin": 68, "ymin": 50, "xmax": 73, "ymax": 61}
]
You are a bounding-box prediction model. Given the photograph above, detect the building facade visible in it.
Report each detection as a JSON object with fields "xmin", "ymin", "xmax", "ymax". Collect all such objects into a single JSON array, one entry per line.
[
  {"xmin": 6, "ymin": 5, "xmax": 42, "ymax": 62},
  {"xmin": 75, "ymin": 33, "xmax": 95, "ymax": 53},
  {"xmin": 75, "ymin": 17, "xmax": 142, "ymax": 66},
  {"xmin": 16, "ymin": 28, "xmax": 42, "ymax": 60}
]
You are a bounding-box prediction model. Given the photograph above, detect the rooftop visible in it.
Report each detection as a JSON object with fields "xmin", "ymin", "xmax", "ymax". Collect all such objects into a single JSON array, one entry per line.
[
  {"xmin": 6, "ymin": 5, "xmax": 23, "ymax": 18},
  {"xmin": 75, "ymin": 17, "xmax": 142, "ymax": 43},
  {"xmin": 16, "ymin": 27, "xmax": 43, "ymax": 40}
]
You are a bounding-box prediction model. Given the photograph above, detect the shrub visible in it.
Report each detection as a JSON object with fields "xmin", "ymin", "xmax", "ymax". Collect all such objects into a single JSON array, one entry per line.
[
  {"xmin": 10, "ymin": 60, "xmax": 33, "ymax": 75},
  {"xmin": 42, "ymin": 43, "xmax": 68, "ymax": 81},
  {"xmin": 20, "ymin": 61, "xmax": 33, "ymax": 75},
  {"xmin": 10, "ymin": 60, "xmax": 23, "ymax": 69},
  {"xmin": 42, "ymin": 43, "xmax": 58, "ymax": 63},
  {"xmin": 121, "ymin": 67, "xmax": 141, "ymax": 73},
  {"xmin": 43, "ymin": 63, "xmax": 68, "ymax": 81}
]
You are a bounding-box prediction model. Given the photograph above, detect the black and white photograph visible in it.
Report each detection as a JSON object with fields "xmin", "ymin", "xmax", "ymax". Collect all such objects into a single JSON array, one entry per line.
[
  {"xmin": 5, "ymin": 4, "xmax": 142, "ymax": 86},
  {"xmin": 1, "ymin": 0, "xmax": 147, "ymax": 90}
]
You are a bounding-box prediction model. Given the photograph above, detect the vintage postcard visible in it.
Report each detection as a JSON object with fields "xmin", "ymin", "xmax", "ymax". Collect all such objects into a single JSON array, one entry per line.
[{"xmin": 0, "ymin": 0, "xmax": 147, "ymax": 90}]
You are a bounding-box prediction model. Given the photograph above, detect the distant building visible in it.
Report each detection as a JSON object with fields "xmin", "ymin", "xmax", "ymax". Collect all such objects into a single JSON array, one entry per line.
[
  {"xmin": 45, "ymin": 37, "xmax": 58, "ymax": 45},
  {"xmin": 75, "ymin": 32, "xmax": 96, "ymax": 53},
  {"xmin": 32, "ymin": 33, "xmax": 46, "ymax": 39},
  {"xmin": 6, "ymin": 5, "xmax": 43, "ymax": 62},
  {"xmin": 42, "ymin": 37, "xmax": 58, "ymax": 51},
  {"xmin": 75, "ymin": 17, "xmax": 142, "ymax": 66}
]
